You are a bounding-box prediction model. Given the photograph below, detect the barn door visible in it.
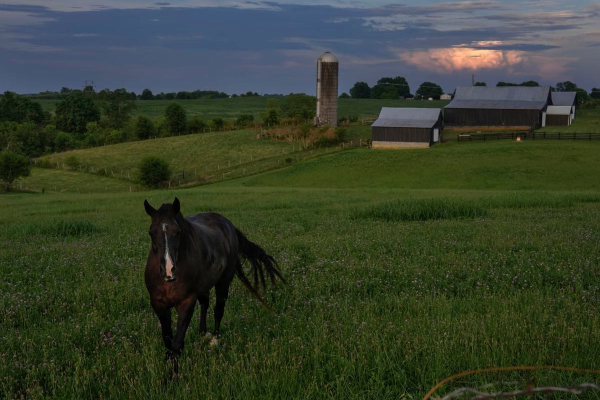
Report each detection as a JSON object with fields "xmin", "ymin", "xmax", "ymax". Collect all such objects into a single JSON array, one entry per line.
[
  {"xmin": 542, "ymin": 112, "xmax": 546, "ymax": 127},
  {"xmin": 433, "ymin": 129, "xmax": 439, "ymax": 142}
]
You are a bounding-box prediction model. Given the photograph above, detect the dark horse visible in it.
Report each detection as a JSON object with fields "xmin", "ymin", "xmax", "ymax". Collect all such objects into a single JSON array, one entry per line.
[{"xmin": 144, "ymin": 198, "xmax": 284, "ymax": 370}]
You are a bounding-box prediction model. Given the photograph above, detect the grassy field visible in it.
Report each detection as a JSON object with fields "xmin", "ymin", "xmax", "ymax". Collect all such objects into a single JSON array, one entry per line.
[
  {"xmin": 37, "ymin": 97, "xmax": 449, "ymax": 120},
  {"xmin": 2, "ymin": 139, "xmax": 600, "ymax": 399},
  {"xmin": 16, "ymin": 167, "xmax": 141, "ymax": 193}
]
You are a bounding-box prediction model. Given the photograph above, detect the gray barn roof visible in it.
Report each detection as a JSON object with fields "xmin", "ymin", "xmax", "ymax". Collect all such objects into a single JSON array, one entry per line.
[
  {"xmin": 372, "ymin": 107, "xmax": 441, "ymax": 128},
  {"xmin": 546, "ymin": 106, "xmax": 573, "ymax": 115},
  {"xmin": 445, "ymin": 86, "xmax": 550, "ymax": 110},
  {"xmin": 551, "ymin": 92, "xmax": 577, "ymax": 106}
]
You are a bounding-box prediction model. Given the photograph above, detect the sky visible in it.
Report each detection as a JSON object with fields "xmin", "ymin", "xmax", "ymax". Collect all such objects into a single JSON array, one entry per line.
[{"xmin": 1, "ymin": 0, "xmax": 599, "ymax": 95}]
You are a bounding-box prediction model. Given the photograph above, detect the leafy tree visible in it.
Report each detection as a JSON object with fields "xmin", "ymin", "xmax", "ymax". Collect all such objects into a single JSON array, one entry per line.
[
  {"xmin": 165, "ymin": 93, "xmax": 176, "ymax": 100},
  {"xmin": 134, "ymin": 115, "xmax": 155, "ymax": 140},
  {"xmin": 349, "ymin": 82, "xmax": 371, "ymax": 99},
  {"xmin": 377, "ymin": 77, "xmax": 410, "ymax": 98},
  {"xmin": 0, "ymin": 121, "xmax": 22, "ymax": 153},
  {"xmin": 101, "ymin": 88, "xmax": 137, "ymax": 128},
  {"xmin": 164, "ymin": 103, "xmax": 187, "ymax": 135},
  {"xmin": 106, "ymin": 130, "xmax": 124, "ymax": 144},
  {"xmin": 519, "ymin": 81, "xmax": 540, "ymax": 87},
  {"xmin": 176, "ymin": 91, "xmax": 192, "ymax": 100},
  {"xmin": 496, "ymin": 82, "xmax": 518, "ymax": 87},
  {"xmin": 55, "ymin": 91, "xmax": 101, "ymax": 136},
  {"xmin": 54, "ymin": 131, "xmax": 74, "ymax": 152},
  {"xmin": 339, "ymin": 92, "xmax": 350, "ymax": 98},
  {"xmin": 231, "ymin": 94, "xmax": 239, "ymax": 98},
  {"xmin": 282, "ymin": 93, "xmax": 316, "ymax": 119},
  {"xmin": 261, "ymin": 109, "xmax": 279, "ymax": 126},
  {"xmin": 474, "ymin": 82, "xmax": 487, "ymax": 86},
  {"xmin": 556, "ymin": 81, "xmax": 578, "ymax": 92},
  {"xmin": 0, "ymin": 151, "xmax": 30, "ymax": 191},
  {"xmin": 416, "ymin": 82, "xmax": 443, "ymax": 100},
  {"xmin": 591, "ymin": 88, "xmax": 600, "ymax": 100},
  {"xmin": 138, "ymin": 156, "xmax": 171, "ymax": 188},
  {"xmin": 188, "ymin": 116, "xmax": 206, "ymax": 133},
  {"xmin": 0, "ymin": 91, "xmax": 45, "ymax": 123},
  {"xmin": 371, "ymin": 85, "xmax": 399, "ymax": 99},
  {"xmin": 60, "ymin": 87, "xmax": 72, "ymax": 95},
  {"xmin": 140, "ymin": 89, "xmax": 154, "ymax": 100},
  {"xmin": 236, "ymin": 114, "xmax": 254, "ymax": 128}
]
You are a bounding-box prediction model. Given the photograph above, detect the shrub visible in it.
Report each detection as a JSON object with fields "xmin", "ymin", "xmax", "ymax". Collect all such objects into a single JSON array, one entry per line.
[
  {"xmin": 65, "ymin": 155, "xmax": 80, "ymax": 170},
  {"xmin": 0, "ymin": 151, "xmax": 31, "ymax": 191},
  {"xmin": 134, "ymin": 115, "xmax": 155, "ymax": 140},
  {"xmin": 137, "ymin": 156, "xmax": 171, "ymax": 188},
  {"xmin": 282, "ymin": 94, "xmax": 316, "ymax": 119},
  {"xmin": 188, "ymin": 116, "xmax": 206, "ymax": 133},
  {"xmin": 54, "ymin": 131, "xmax": 74, "ymax": 152},
  {"xmin": 334, "ymin": 127, "xmax": 347, "ymax": 142},
  {"xmin": 106, "ymin": 130, "xmax": 124, "ymax": 145},
  {"xmin": 212, "ymin": 117, "xmax": 225, "ymax": 130},
  {"xmin": 261, "ymin": 108, "xmax": 280, "ymax": 126},
  {"xmin": 236, "ymin": 114, "xmax": 254, "ymax": 128}
]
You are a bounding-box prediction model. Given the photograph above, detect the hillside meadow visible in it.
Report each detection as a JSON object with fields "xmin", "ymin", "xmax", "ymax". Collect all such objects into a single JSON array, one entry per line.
[{"xmin": 2, "ymin": 138, "xmax": 600, "ymax": 398}]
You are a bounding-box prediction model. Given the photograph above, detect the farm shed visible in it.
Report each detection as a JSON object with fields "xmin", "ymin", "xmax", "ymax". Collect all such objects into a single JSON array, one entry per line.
[
  {"xmin": 440, "ymin": 93, "xmax": 452, "ymax": 100},
  {"xmin": 444, "ymin": 86, "xmax": 551, "ymax": 128},
  {"xmin": 551, "ymin": 92, "xmax": 577, "ymax": 120},
  {"xmin": 545, "ymin": 106, "xmax": 573, "ymax": 126},
  {"xmin": 371, "ymin": 108, "xmax": 443, "ymax": 149}
]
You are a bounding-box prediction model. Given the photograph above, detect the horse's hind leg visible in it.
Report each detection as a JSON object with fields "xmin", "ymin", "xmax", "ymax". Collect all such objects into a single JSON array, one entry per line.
[
  {"xmin": 214, "ymin": 279, "xmax": 232, "ymax": 337},
  {"xmin": 197, "ymin": 292, "xmax": 209, "ymax": 335}
]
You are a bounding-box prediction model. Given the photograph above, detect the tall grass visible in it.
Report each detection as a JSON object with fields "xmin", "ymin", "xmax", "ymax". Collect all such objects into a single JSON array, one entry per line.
[
  {"xmin": 355, "ymin": 192, "xmax": 600, "ymax": 222},
  {"xmin": 25, "ymin": 219, "xmax": 99, "ymax": 237}
]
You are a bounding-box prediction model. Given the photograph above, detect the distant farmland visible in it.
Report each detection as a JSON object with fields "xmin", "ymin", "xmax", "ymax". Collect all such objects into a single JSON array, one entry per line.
[{"xmin": 37, "ymin": 97, "xmax": 450, "ymax": 119}]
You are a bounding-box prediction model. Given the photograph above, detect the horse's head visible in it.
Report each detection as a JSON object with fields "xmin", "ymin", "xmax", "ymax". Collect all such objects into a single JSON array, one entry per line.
[{"xmin": 144, "ymin": 197, "xmax": 183, "ymax": 282}]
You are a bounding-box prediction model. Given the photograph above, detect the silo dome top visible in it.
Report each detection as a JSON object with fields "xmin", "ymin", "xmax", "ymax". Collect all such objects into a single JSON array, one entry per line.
[{"xmin": 318, "ymin": 51, "xmax": 338, "ymax": 63}]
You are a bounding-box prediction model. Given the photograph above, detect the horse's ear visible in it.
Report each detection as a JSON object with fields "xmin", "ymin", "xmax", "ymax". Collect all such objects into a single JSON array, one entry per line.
[
  {"xmin": 172, "ymin": 197, "xmax": 180, "ymax": 215},
  {"xmin": 144, "ymin": 200, "xmax": 157, "ymax": 217}
]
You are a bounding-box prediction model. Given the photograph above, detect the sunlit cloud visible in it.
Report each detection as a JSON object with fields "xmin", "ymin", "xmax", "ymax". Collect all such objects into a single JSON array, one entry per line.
[{"xmin": 399, "ymin": 47, "xmax": 526, "ymax": 73}]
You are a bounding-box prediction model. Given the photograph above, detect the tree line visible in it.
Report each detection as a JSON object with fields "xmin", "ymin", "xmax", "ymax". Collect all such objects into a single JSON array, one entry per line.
[{"xmin": 29, "ymin": 87, "xmax": 287, "ymax": 100}]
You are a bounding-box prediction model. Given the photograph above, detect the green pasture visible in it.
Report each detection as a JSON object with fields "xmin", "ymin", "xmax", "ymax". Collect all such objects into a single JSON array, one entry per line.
[
  {"xmin": 538, "ymin": 109, "xmax": 600, "ymax": 133},
  {"xmin": 37, "ymin": 97, "xmax": 449, "ymax": 120},
  {"xmin": 2, "ymin": 137, "xmax": 600, "ymax": 398}
]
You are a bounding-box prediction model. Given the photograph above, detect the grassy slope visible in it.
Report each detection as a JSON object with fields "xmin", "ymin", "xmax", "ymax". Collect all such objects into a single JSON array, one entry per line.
[
  {"xmin": 17, "ymin": 167, "xmax": 140, "ymax": 193},
  {"xmin": 233, "ymin": 140, "xmax": 600, "ymax": 191},
  {"xmin": 37, "ymin": 97, "xmax": 448, "ymax": 119},
  {"xmin": 37, "ymin": 129, "xmax": 296, "ymax": 177}
]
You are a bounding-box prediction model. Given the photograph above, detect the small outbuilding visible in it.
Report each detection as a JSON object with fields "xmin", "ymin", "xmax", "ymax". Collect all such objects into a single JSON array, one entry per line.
[
  {"xmin": 551, "ymin": 92, "xmax": 577, "ymax": 120},
  {"xmin": 440, "ymin": 93, "xmax": 452, "ymax": 100},
  {"xmin": 371, "ymin": 108, "xmax": 443, "ymax": 149},
  {"xmin": 545, "ymin": 106, "xmax": 573, "ymax": 126}
]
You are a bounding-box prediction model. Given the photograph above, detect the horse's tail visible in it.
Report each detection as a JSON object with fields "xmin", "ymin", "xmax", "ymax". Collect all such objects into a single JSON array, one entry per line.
[{"xmin": 235, "ymin": 228, "xmax": 286, "ymax": 309}]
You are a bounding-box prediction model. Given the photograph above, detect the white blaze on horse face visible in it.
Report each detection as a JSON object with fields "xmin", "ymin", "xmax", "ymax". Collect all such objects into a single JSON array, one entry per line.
[{"xmin": 162, "ymin": 223, "xmax": 175, "ymax": 279}]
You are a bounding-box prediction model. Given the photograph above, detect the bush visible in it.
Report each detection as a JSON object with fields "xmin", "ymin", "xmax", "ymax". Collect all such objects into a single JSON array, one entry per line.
[
  {"xmin": 282, "ymin": 94, "xmax": 316, "ymax": 119},
  {"xmin": 212, "ymin": 117, "xmax": 225, "ymax": 130},
  {"xmin": 188, "ymin": 116, "xmax": 206, "ymax": 133},
  {"xmin": 54, "ymin": 131, "xmax": 74, "ymax": 152},
  {"xmin": 106, "ymin": 130, "xmax": 124, "ymax": 145},
  {"xmin": 134, "ymin": 115, "xmax": 155, "ymax": 140},
  {"xmin": 137, "ymin": 156, "xmax": 171, "ymax": 188},
  {"xmin": 0, "ymin": 151, "xmax": 31, "ymax": 191},
  {"xmin": 334, "ymin": 127, "xmax": 347, "ymax": 142},
  {"xmin": 236, "ymin": 114, "xmax": 254, "ymax": 128},
  {"xmin": 65, "ymin": 155, "xmax": 80, "ymax": 170}
]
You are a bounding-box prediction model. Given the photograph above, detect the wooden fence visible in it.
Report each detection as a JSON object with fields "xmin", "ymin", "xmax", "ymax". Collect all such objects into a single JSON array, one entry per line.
[{"xmin": 457, "ymin": 132, "xmax": 600, "ymax": 142}]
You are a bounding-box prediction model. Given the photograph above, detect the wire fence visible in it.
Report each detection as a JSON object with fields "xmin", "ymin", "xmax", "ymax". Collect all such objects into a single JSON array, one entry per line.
[{"xmin": 423, "ymin": 366, "xmax": 600, "ymax": 400}]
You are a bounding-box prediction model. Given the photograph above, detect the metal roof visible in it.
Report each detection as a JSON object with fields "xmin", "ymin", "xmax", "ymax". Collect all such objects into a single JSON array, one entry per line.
[
  {"xmin": 546, "ymin": 106, "xmax": 573, "ymax": 115},
  {"xmin": 318, "ymin": 51, "xmax": 338, "ymax": 63},
  {"xmin": 372, "ymin": 107, "xmax": 441, "ymax": 128},
  {"xmin": 445, "ymin": 86, "xmax": 550, "ymax": 110},
  {"xmin": 551, "ymin": 92, "xmax": 577, "ymax": 106}
]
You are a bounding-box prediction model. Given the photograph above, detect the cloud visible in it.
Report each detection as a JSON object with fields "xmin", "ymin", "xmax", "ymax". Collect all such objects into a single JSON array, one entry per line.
[{"xmin": 399, "ymin": 47, "xmax": 526, "ymax": 73}]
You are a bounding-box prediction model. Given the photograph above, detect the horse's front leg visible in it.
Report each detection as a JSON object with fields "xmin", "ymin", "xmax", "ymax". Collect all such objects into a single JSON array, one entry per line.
[
  {"xmin": 151, "ymin": 301, "xmax": 173, "ymax": 357},
  {"xmin": 171, "ymin": 295, "xmax": 197, "ymax": 372}
]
